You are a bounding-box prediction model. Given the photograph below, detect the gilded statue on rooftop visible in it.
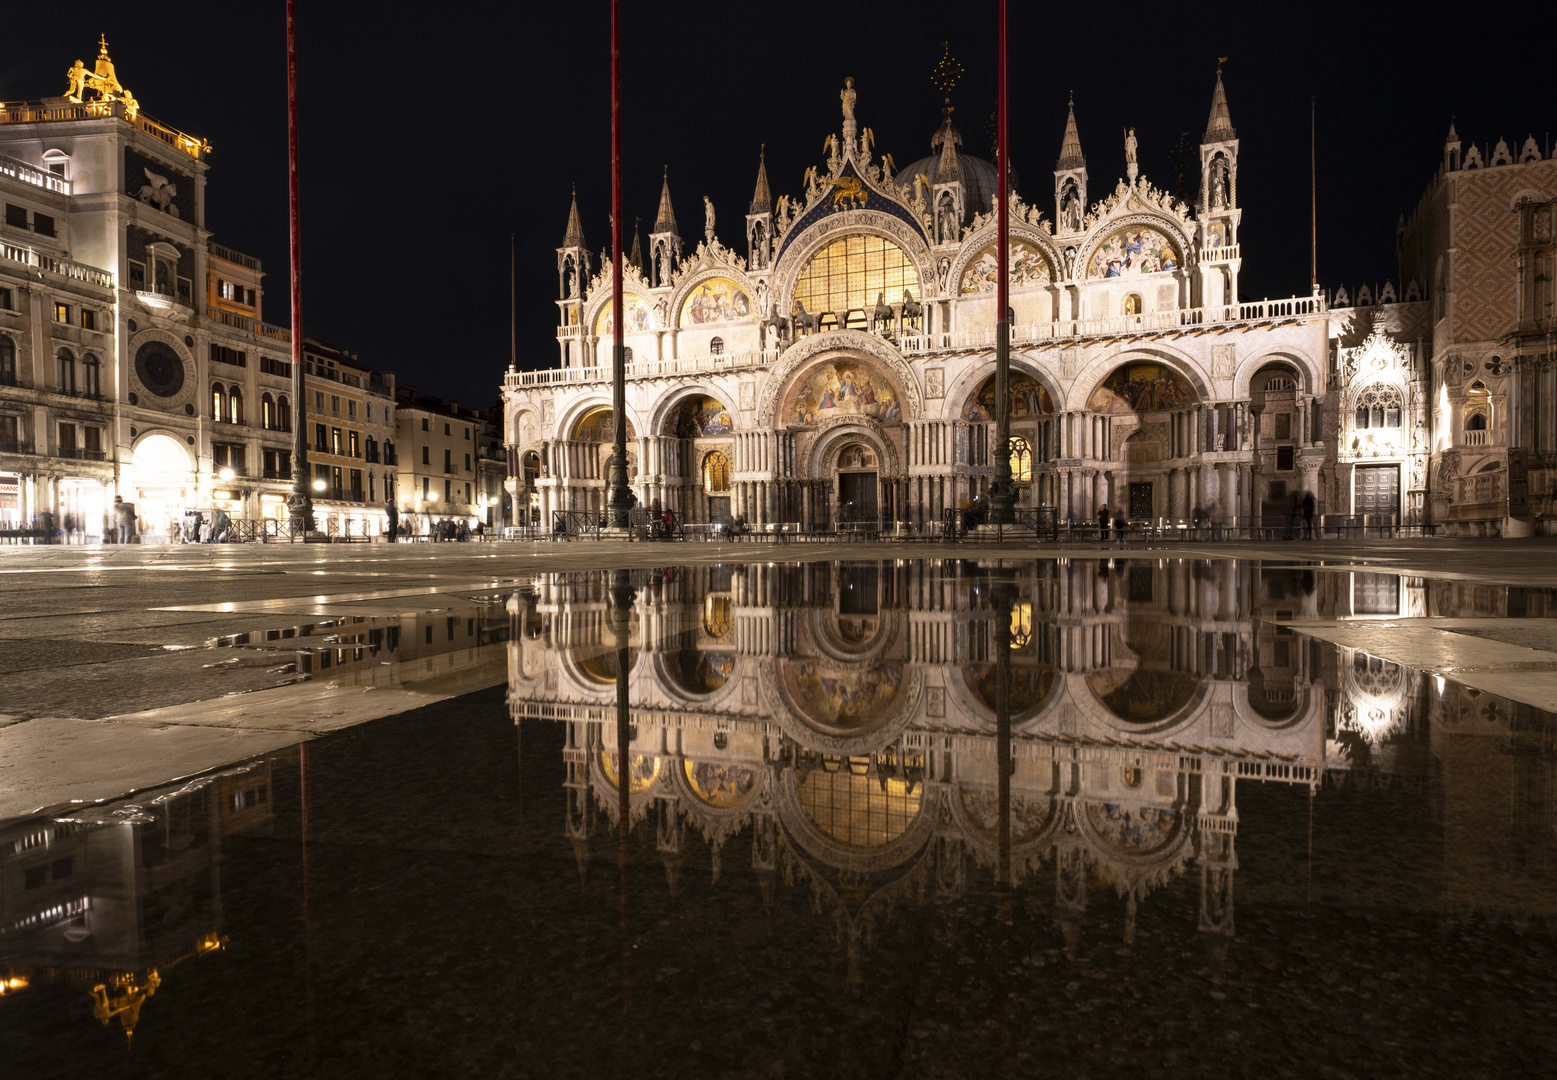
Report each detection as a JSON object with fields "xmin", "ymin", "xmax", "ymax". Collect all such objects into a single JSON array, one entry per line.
[{"xmin": 65, "ymin": 35, "xmax": 139, "ymax": 115}]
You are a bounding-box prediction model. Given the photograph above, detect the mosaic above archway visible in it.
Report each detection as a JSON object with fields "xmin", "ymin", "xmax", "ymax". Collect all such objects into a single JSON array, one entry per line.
[
  {"xmin": 1085, "ymin": 801, "xmax": 1179, "ymax": 854},
  {"xmin": 593, "ymin": 293, "xmax": 650, "ymax": 336},
  {"xmin": 1085, "ymin": 667, "xmax": 1200, "ymax": 723},
  {"xmin": 1086, "ymin": 363, "xmax": 1196, "ymax": 415},
  {"xmin": 959, "ymin": 789, "xmax": 1052, "ymax": 843},
  {"xmin": 964, "ymin": 372, "xmax": 1054, "ymax": 421},
  {"xmin": 959, "ymin": 240, "xmax": 1053, "ymax": 293},
  {"xmin": 683, "ymin": 759, "xmax": 756, "ymax": 809},
  {"xmin": 663, "ymin": 395, "xmax": 734, "ymax": 438},
  {"xmin": 599, "ymin": 752, "xmax": 661, "ymax": 793},
  {"xmin": 679, "ymin": 278, "xmax": 751, "ymax": 327},
  {"xmin": 789, "ymin": 360, "xmax": 902, "ymax": 426},
  {"xmin": 1087, "ymin": 227, "xmax": 1180, "ymax": 279},
  {"xmin": 572, "ymin": 405, "xmax": 637, "ymax": 442},
  {"xmin": 780, "ymin": 659, "xmax": 903, "ymax": 732}
]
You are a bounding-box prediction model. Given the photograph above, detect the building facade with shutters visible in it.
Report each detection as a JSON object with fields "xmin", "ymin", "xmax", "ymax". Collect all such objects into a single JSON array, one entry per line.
[{"xmin": 501, "ymin": 68, "xmax": 1556, "ymax": 537}]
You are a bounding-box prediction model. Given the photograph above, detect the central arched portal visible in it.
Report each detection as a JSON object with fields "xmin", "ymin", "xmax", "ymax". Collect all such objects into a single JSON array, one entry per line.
[
  {"xmin": 1086, "ymin": 361, "xmax": 1199, "ymax": 524},
  {"xmin": 782, "ymin": 356, "xmax": 907, "ymax": 530}
]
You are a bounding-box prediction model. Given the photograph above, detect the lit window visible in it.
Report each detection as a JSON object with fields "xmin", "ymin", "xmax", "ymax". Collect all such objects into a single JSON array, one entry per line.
[
  {"xmin": 702, "ymin": 450, "xmax": 731, "ymax": 494},
  {"xmin": 709, "ymin": 336, "xmax": 724, "ymax": 355},
  {"xmin": 54, "ymin": 302, "xmax": 69, "ymax": 323},
  {"xmin": 1008, "ymin": 436, "xmax": 1032, "ymax": 481},
  {"xmin": 1123, "ymin": 294, "xmax": 1142, "ymax": 316},
  {"xmin": 793, "ymin": 234, "xmax": 921, "ymax": 322}
]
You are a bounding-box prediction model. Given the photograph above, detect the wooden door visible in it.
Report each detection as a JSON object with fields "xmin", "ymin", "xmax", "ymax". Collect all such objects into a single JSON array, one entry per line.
[{"xmin": 1355, "ymin": 464, "xmax": 1400, "ymax": 516}]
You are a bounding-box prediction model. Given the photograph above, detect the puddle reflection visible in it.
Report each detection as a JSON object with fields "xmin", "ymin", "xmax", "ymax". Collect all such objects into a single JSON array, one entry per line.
[{"xmin": 4, "ymin": 558, "xmax": 1556, "ymax": 1075}]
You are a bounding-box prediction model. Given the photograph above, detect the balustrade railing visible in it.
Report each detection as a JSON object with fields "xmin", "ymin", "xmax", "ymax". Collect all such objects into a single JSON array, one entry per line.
[
  {"xmin": 204, "ymin": 305, "xmax": 291, "ymax": 342},
  {"xmin": 0, "ymin": 241, "xmax": 113, "ymax": 288},
  {"xmin": 514, "ymin": 294, "xmax": 1326, "ymax": 390},
  {"xmin": 0, "ymin": 153, "xmax": 69, "ymax": 194},
  {"xmin": 0, "ymin": 100, "xmax": 207, "ymax": 159}
]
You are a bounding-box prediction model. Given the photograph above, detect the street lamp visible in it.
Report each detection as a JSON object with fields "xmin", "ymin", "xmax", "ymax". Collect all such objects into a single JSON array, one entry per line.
[
  {"xmin": 312, "ymin": 479, "xmax": 326, "ymax": 492},
  {"xmin": 219, "ymin": 467, "xmax": 234, "ymax": 481}
]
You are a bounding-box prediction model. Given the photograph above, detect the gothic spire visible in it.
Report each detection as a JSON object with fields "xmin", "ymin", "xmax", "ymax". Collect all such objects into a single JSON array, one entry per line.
[
  {"xmin": 932, "ymin": 103, "xmax": 963, "ymax": 181},
  {"xmin": 653, "ymin": 168, "xmax": 677, "ymax": 233},
  {"xmin": 1203, "ymin": 65, "xmax": 1235, "ymax": 143},
  {"xmin": 628, "ymin": 217, "xmax": 643, "ymax": 270},
  {"xmin": 562, "ymin": 187, "xmax": 585, "ymax": 248},
  {"xmin": 750, "ymin": 149, "xmax": 772, "ymax": 215},
  {"xmin": 1057, "ymin": 94, "xmax": 1085, "ymax": 171}
]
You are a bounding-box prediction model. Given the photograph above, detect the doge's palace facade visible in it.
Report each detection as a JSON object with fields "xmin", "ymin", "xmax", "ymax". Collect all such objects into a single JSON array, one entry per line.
[{"xmin": 503, "ymin": 71, "xmax": 1369, "ymax": 532}]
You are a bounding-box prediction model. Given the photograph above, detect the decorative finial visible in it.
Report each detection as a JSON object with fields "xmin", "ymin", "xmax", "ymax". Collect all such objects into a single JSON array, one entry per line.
[
  {"xmin": 931, "ymin": 42, "xmax": 963, "ymax": 100},
  {"xmin": 1217, "ymin": 56, "xmax": 1228, "ymax": 70},
  {"xmin": 99, "ymin": 33, "xmax": 110, "ymax": 56}
]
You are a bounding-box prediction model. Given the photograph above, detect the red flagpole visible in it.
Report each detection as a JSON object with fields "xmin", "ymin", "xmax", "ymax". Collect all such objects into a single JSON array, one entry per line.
[
  {"xmin": 989, "ymin": 0, "xmax": 1015, "ymax": 524},
  {"xmin": 285, "ymin": 0, "xmax": 312, "ymax": 533}
]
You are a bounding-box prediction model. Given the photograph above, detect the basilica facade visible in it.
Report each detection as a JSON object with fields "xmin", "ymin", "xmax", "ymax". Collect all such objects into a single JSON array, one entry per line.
[{"xmin": 502, "ymin": 71, "xmax": 1557, "ymax": 537}]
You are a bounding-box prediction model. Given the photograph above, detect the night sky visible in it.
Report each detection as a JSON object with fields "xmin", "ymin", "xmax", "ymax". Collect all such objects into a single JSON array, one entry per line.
[{"xmin": 5, "ymin": 5, "xmax": 1552, "ymax": 407}]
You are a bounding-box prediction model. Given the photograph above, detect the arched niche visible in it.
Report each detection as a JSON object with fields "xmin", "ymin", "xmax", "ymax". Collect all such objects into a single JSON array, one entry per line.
[
  {"xmin": 677, "ymin": 277, "xmax": 752, "ymax": 328},
  {"xmin": 961, "ymin": 371, "xmax": 1055, "ymax": 421},
  {"xmin": 662, "ymin": 394, "xmax": 734, "ymax": 438},
  {"xmin": 571, "ymin": 405, "xmax": 637, "ymax": 442},
  {"xmin": 784, "ymin": 358, "xmax": 904, "ymax": 427},
  {"xmin": 1085, "ymin": 225, "xmax": 1182, "ymax": 279},
  {"xmin": 1087, "ymin": 361, "xmax": 1199, "ymax": 415}
]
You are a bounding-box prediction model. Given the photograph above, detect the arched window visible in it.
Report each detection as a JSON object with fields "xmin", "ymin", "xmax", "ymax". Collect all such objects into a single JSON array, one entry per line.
[
  {"xmin": 702, "ymin": 450, "xmax": 731, "ymax": 494},
  {"xmin": 81, "ymin": 354, "xmax": 100, "ymax": 397},
  {"xmin": 1466, "ymin": 412, "xmax": 1488, "ymax": 430},
  {"xmin": 1264, "ymin": 375, "xmax": 1297, "ymax": 392},
  {"xmin": 709, "ymin": 336, "xmax": 724, "ymax": 355},
  {"xmin": 262, "ymin": 392, "xmax": 276, "ymax": 429},
  {"xmin": 1123, "ymin": 294, "xmax": 1142, "ymax": 316},
  {"xmin": 382, "ymin": 437, "xmax": 394, "ymax": 464},
  {"xmin": 212, "ymin": 384, "xmax": 227, "ymax": 421},
  {"xmin": 1008, "ymin": 436, "xmax": 1032, "ymax": 482},
  {"xmin": 793, "ymin": 234, "xmax": 922, "ymax": 320},
  {"xmin": 57, "ymin": 349, "xmax": 75, "ymax": 394},
  {"xmin": 622, "ymin": 346, "xmax": 633, "ymax": 363},
  {"xmin": 0, "ymin": 335, "xmax": 14, "ymax": 384},
  {"xmin": 1353, "ymin": 383, "xmax": 1402, "ymax": 430},
  {"xmin": 277, "ymin": 395, "xmax": 291, "ymax": 432},
  {"xmin": 229, "ymin": 385, "xmax": 244, "ymax": 425}
]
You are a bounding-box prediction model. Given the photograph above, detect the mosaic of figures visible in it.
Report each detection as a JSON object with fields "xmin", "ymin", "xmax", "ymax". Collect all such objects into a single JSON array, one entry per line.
[
  {"xmin": 963, "ymin": 372, "xmax": 1054, "ymax": 421},
  {"xmin": 1086, "ymin": 801, "xmax": 1179, "ymax": 854},
  {"xmin": 789, "ymin": 361, "xmax": 902, "ymax": 426},
  {"xmin": 573, "ymin": 406, "xmax": 637, "ymax": 442},
  {"xmin": 1086, "ymin": 363, "xmax": 1197, "ymax": 415},
  {"xmin": 1088, "ymin": 227, "xmax": 1180, "ymax": 279},
  {"xmin": 781, "ymin": 659, "xmax": 904, "ymax": 729},
  {"xmin": 683, "ymin": 760, "xmax": 756, "ymax": 808},
  {"xmin": 679, "ymin": 278, "xmax": 752, "ymax": 327},
  {"xmin": 664, "ymin": 395, "xmax": 735, "ymax": 438},
  {"xmin": 959, "ymin": 241, "xmax": 1053, "ymax": 293},
  {"xmin": 594, "ymin": 293, "xmax": 650, "ymax": 336}
]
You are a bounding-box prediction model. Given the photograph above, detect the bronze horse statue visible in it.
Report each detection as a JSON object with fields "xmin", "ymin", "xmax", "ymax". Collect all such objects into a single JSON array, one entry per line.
[
  {"xmin": 900, "ymin": 289, "xmax": 922, "ymax": 327},
  {"xmin": 792, "ymin": 300, "xmax": 820, "ymax": 336},
  {"xmin": 871, "ymin": 292, "xmax": 894, "ymax": 334}
]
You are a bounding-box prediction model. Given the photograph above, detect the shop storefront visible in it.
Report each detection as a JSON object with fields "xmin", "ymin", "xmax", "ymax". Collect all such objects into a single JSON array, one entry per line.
[
  {"xmin": 130, "ymin": 434, "xmax": 196, "ymax": 544},
  {"xmin": 0, "ymin": 473, "xmax": 21, "ymax": 528},
  {"xmin": 58, "ymin": 477, "xmax": 108, "ymax": 542}
]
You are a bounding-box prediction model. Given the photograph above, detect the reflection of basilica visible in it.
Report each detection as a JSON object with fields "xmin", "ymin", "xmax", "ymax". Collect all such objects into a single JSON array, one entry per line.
[{"xmin": 505, "ymin": 561, "xmax": 1414, "ymax": 973}]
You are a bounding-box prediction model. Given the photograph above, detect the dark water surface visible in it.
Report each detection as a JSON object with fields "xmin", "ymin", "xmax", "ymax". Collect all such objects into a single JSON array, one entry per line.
[{"xmin": 4, "ymin": 558, "xmax": 1556, "ymax": 1078}]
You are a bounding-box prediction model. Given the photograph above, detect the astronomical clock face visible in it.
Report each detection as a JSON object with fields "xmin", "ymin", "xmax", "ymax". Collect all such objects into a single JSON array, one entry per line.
[{"xmin": 134, "ymin": 340, "xmax": 186, "ymax": 398}]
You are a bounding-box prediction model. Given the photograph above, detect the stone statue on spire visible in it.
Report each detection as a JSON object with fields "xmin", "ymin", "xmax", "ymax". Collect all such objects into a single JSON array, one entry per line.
[
  {"xmin": 1124, "ymin": 127, "xmax": 1139, "ymax": 185},
  {"xmin": 703, "ymin": 196, "xmax": 716, "ymax": 243},
  {"xmin": 841, "ymin": 77, "xmax": 856, "ymax": 123}
]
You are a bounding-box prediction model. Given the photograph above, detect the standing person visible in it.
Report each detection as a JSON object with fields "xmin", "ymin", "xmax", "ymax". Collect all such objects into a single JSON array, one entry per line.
[
  {"xmin": 113, "ymin": 497, "xmax": 129, "ymax": 544},
  {"xmin": 1097, "ymin": 505, "xmax": 1110, "ymax": 541},
  {"xmin": 1301, "ymin": 489, "xmax": 1317, "ymax": 539},
  {"xmin": 385, "ymin": 502, "xmax": 399, "ymax": 542},
  {"xmin": 1113, "ymin": 509, "xmax": 1126, "ymax": 541},
  {"xmin": 1282, "ymin": 489, "xmax": 1298, "ymax": 540},
  {"xmin": 1191, "ymin": 504, "xmax": 1204, "ymax": 538}
]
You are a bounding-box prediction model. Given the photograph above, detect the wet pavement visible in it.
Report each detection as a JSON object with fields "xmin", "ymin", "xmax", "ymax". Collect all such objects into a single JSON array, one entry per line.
[{"xmin": 3, "ymin": 552, "xmax": 1557, "ymax": 1076}]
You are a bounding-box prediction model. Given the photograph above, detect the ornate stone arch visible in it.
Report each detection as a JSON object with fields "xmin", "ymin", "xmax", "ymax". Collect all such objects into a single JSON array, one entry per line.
[
  {"xmin": 942, "ymin": 352, "xmax": 1066, "ymax": 419},
  {"xmin": 1234, "ymin": 348, "xmax": 1323, "ymax": 399},
  {"xmin": 1072, "ymin": 343, "xmax": 1212, "ymax": 406},
  {"xmin": 756, "ymin": 329, "xmax": 922, "ymax": 426},
  {"xmin": 666, "ymin": 263, "xmax": 758, "ymax": 329},
  {"xmin": 647, "ymin": 381, "xmax": 742, "ymax": 437},
  {"xmin": 508, "ymin": 403, "xmax": 542, "ymax": 450},
  {"xmin": 946, "ymin": 221, "xmax": 1064, "ymax": 293},
  {"xmin": 555, "ymin": 394, "xmax": 645, "ymax": 443},
  {"xmin": 770, "ymin": 214, "xmax": 937, "ymax": 316},
  {"xmin": 808, "ymin": 421, "xmax": 902, "ymax": 481},
  {"xmin": 581, "ymin": 282, "xmax": 655, "ymax": 337},
  {"xmin": 1074, "ymin": 211, "xmax": 1194, "ymax": 277}
]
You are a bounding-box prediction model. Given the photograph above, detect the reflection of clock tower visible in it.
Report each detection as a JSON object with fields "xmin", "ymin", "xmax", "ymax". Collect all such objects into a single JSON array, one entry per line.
[{"xmin": 1197, "ymin": 65, "xmax": 1241, "ymax": 310}]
